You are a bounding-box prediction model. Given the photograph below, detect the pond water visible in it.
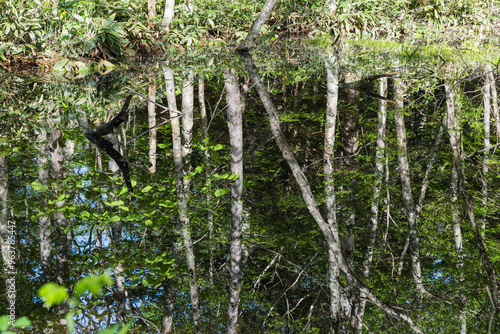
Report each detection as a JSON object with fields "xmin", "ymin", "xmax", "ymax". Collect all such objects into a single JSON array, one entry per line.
[{"xmin": 1, "ymin": 43, "xmax": 499, "ymax": 333}]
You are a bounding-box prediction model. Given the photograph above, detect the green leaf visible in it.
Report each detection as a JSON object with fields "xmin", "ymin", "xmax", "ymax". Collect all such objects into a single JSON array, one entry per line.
[
  {"xmin": 145, "ymin": 219, "xmax": 153, "ymax": 226},
  {"xmin": 74, "ymin": 274, "xmax": 113, "ymax": 297},
  {"xmin": 14, "ymin": 316, "xmax": 31, "ymax": 328},
  {"xmin": 215, "ymin": 188, "xmax": 230, "ymax": 197},
  {"xmin": 38, "ymin": 283, "xmax": 68, "ymax": 307},
  {"xmin": 117, "ymin": 323, "xmax": 132, "ymax": 334},
  {"xmin": 213, "ymin": 144, "xmax": 224, "ymax": 151},
  {"xmin": 228, "ymin": 173, "xmax": 240, "ymax": 180},
  {"xmin": 80, "ymin": 211, "xmax": 90, "ymax": 219},
  {"xmin": 0, "ymin": 315, "xmax": 12, "ymax": 331},
  {"xmin": 141, "ymin": 185, "xmax": 153, "ymax": 193}
]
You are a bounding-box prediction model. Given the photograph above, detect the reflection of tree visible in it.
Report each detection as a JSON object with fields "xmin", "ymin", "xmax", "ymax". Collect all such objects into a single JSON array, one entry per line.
[
  {"xmin": 240, "ymin": 50, "xmax": 423, "ymax": 333},
  {"xmin": 85, "ymin": 95, "xmax": 133, "ymax": 193}
]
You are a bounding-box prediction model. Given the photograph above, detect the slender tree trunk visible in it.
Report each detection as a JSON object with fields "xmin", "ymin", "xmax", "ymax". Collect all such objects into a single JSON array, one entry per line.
[
  {"xmin": 180, "ymin": 69, "xmax": 201, "ymax": 334},
  {"xmin": 362, "ymin": 77, "xmax": 387, "ymax": 276},
  {"xmin": 49, "ymin": 112, "xmax": 69, "ymax": 289},
  {"xmin": 394, "ymin": 77, "xmax": 425, "ymax": 298},
  {"xmin": 240, "ymin": 51, "xmax": 423, "ymax": 334},
  {"xmin": 225, "ymin": 68, "xmax": 245, "ymax": 334},
  {"xmin": 161, "ymin": 278, "xmax": 176, "ymax": 334},
  {"xmin": 342, "ymin": 73, "xmax": 359, "ymax": 161},
  {"xmin": 199, "ymin": 75, "xmax": 216, "ymax": 332},
  {"xmin": 161, "ymin": 63, "xmax": 180, "ymax": 334},
  {"xmin": 446, "ymin": 82, "xmax": 500, "ymax": 313},
  {"xmin": 485, "ymin": 65, "xmax": 500, "ymax": 142},
  {"xmin": 0, "ymin": 155, "xmax": 11, "ymax": 292},
  {"xmin": 482, "ymin": 67, "xmax": 491, "ymax": 235},
  {"xmin": 105, "ymin": 126, "xmax": 128, "ymax": 323},
  {"xmin": 36, "ymin": 128, "xmax": 51, "ymax": 284},
  {"xmin": 163, "ymin": 64, "xmax": 201, "ymax": 334},
  {"xmin": 444, "ymin": 82, "xmax": 467, "ymax": 334},
  {"xmin": 161, "ymin": 0, "xmax": 175, "ymax": 34},
  {"xmin": 324, "ymin": 50, "xmax": 342, "ymax": 334},
  {"xmin": 148, "ymin": 0, "xmax": 156, "ymax": 23},
  {"xmin": 149, "ymin": 81, "xmax": 157, "ymax": 173},
  {"xmin": 237, "ymin": 0, "xmax": 279, "ymax": 51},
  {"xmin": 111, "ymin": 219, "xmax": 127, "ymax": 323},
  {"xmin": 182, "ymin": 70, "xmax": 194, "ymax": 189},
  {"xmin": 357, "ymin": 77, "xmax": 388, "ymax": 331}
]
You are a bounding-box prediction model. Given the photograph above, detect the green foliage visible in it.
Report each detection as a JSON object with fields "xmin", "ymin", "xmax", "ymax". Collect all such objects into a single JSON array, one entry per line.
[
  {"xmin": 0, "ymin": 315, "xmax": 31, "ymax": 333},
  {"xmin": 38, "ymin": 283, "xmax": 69, "ymax": 308},
  {"xmin": 74, "ymin": 274, "xmax": 113, "ymax": 297}
]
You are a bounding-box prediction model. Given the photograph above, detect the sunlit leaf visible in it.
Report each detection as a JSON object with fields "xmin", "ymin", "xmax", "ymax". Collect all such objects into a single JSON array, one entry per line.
[
  {"xmin": 141, "ymin": 185, "xmax": 153, "ymax": 193},
  {"xmin": 213, "ymin": 144, "xmax": 224, "ymax": 151},
  {"xmin": 74, "ymin": 274, "xmax": 113, "ymax": 297},
  {"xmin": 0, "ymin": 315, "xmax": 11, "ymax": 331},
  {"xmin": 13, "ymin": 316, "xmax": 31, "ymax": 328},
  {"xmin": 38, "ymin": 283, "xmax": 68, "ymax": 307}
]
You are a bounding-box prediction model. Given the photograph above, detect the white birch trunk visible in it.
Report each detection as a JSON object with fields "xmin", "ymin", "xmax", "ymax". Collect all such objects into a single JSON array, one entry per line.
[
  {"xmin": 149, "ymin": 82, "xmax": 157, "ymax": 173},
  {"xmin": 161, "ymin": 0, "xmax": 175, "ymax": 34},
  {"xmin": 0, "ymin": 155, "xmax": 8, "ymax": 260},
  {"xmin": 446, "ymin": 82, "xmax": 500, "ymax": 317},
  {"xmin": 357, "ymin": 77, "xmax": 388, "ymax": 331},
  {"xmin": 444, "ymin": 82, "xmax": 466, "ymax": 333},
  {"xmin": 148, "ymin": 0, "xmax": 156, "ymax": 22},
  {"xmin": 324, "ymin": 50, "xmax": 342, "ymax": 333},
  {"xmin": 482, "ymin": 67, "xmax": 491, "ymax": 235},
  {"xmin": 161, "ymin": 63, "xmax": 179, "ymax": 334},
  {"xmin": 225, "ymin": 68, "xmax": 244, "ymax": 334},
  {"xmin": 237, "ymin": 0, "xmax": 279, "ymax": 51},
  {"xmin": 163, "ymin": 64, "xmax": 201, "ymax": 334},
  {"xmin": 394, "ymin": 78, "xmax": 425, "ymax": 297},
  {"xmin": 485, "ymin": 65, "xmax": 500, "ymax": 142}
]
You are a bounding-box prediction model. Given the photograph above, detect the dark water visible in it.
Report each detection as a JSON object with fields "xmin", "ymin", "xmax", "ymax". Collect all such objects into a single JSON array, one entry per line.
[{"xmin": 0, "ymin": 45, "xmax": 497, "ymax": 333}]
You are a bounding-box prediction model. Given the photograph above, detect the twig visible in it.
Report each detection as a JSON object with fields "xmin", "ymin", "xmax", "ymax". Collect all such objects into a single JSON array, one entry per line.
[{"xmin": 125, "ymin": 86, "xmax": 182, "ymax": 115}]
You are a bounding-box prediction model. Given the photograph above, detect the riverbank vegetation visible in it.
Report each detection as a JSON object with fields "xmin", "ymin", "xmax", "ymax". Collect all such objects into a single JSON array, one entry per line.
[{"xmin": 1, "ymin": 0, "xmax": 499, "ymax": 70}]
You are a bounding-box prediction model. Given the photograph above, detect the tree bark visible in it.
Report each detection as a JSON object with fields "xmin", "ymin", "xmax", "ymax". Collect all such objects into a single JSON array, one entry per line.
[
  {"xmin": 161, "ymin": 63, "xmax": 180, "ymax": 334},
  {"xmin": 444, "ymin": 82, "xmax": 467, "ymax": 333},
  {"xmin": 324, "ymin": 50, "xmax": 343, "ymax": 333},
  {"xmin": 0, "ymin": 155, "xmax": 8, "ymax": 261},
  {"xmin": 240, "ymin": 51, "xmax": 423, "ymax": 334},
  {"xmin": 199, "ymin": 75, "xmax": 216, "ymax": 332},
  {"xmin": 225, "ymin": 68, "xmax": 245, "ymax": 334},
  {"xmin": 149, "ymin": 81, "xmax": 157, "ymax": 173},
  {"xmin": 445, "ymin": 82, "xmax": 500, "ymax": 313},
  {"xmin": 357, "ymin": 77, "xmax": 388, "ymax": 331},
  {"xmin": 485, "ymin": 65, "xmax": 500, "ymax": 142},
  {"xmin": 182, "ymin": 70, "xmax": 194, "ymax": 190},
  {"xmin": 148, "ymin": 0, "xmax": 157, "ymax": 23},
  {"xmin": 36, "ymin": 128, "xmax": 51, "ymax": 284},
  {"xmin": 394, "ymin": 78, "xmax": 426, "ymax": 298},
  {"xmin": 237, "ymin": 0, "xmax": 279, "ymax": 51},
  {"xmin": 163, "ymin": 64, "xmax": 202, "ymax": 334},
  {"xmin": 49, "ymin": 111, "xmax": 69, "ymax": 289},
  {"xmin": 161, "ymin": 0, "xmax": 175, "ymax": 34}
]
